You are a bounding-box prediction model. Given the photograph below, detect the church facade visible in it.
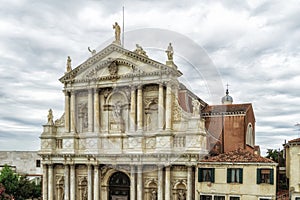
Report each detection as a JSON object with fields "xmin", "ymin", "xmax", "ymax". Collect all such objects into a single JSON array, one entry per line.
[{"xmin": 39, "ymin": 38, "xmax": 208, "ymax": 200}]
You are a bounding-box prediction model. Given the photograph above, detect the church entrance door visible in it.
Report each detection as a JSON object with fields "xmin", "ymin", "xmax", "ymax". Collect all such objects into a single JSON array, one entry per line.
[{"xmin": 109, "ymin": 171, "xmax": 130, "ymax": 200}]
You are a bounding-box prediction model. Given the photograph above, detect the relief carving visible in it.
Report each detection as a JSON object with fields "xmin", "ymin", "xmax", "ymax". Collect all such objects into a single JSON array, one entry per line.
[{"xmin": 108, "ymin": 60, "xmax": 118, "ymax": 76}]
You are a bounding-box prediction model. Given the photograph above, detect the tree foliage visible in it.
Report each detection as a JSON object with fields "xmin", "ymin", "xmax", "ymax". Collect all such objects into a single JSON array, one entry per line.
[
  {"xmin": 0, "ymin": 165, "xmax": 41, "ymax": 200},
  {"xmin": 265, "ymin": 149, "xmax": 285, "ymax": 166}
]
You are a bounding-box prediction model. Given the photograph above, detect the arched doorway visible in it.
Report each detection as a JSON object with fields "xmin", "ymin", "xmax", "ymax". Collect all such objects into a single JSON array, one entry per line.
[{"xmin": 109, "ymin": 171, "xmax": 130, "ymax": 200}]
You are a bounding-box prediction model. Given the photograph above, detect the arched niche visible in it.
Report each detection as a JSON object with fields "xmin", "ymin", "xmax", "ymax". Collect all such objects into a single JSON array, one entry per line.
[
  {"xmin": 246, "ymin": 123, "xmax": 254, "ymax": 147},
  {"xmin": 105, "ymin": 91, "xmax": 129, "ymax": 133}
]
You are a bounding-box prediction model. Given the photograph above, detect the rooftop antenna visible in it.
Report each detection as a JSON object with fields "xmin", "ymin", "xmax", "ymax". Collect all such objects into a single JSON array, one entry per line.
[{"xmin": 122, "ymin": 6, "xmax": 125, "ymax": 47}]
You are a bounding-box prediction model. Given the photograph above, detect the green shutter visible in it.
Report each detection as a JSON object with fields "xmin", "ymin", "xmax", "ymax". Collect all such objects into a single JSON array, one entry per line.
[
  {"xmin": 270, "ymin": 169, "xmax": 274, "ymax": 185},
  {"xmin": 211, "ymin": 168, "xmax": 215, "ymax": 183},
  {"xmin": 239, "ymin": 168, "xmax": 243, "ymax": 183},
  {"xmin": 198, "ymin": 168, "xmax": 203, "ymax": 182},
  {"xmin": 256, "ymin": 169, "xmax": 261, "ymax": 184},
  {"xmin": 227, "ymin": 169, "xmax": 231, "ymax": 183}
]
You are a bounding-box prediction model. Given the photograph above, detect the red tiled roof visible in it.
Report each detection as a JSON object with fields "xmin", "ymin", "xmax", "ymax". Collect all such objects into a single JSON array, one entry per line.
[
  {"xmin": 201, "ymin": 148, "xmax": 275, "ymax": 163},
  {"xmin": 288, "ymin": 138, "xmax": 300, "ymax": 143},
  {"xmin": 202, "ymin": 103, "xmax": 252, "ymax": 114}
]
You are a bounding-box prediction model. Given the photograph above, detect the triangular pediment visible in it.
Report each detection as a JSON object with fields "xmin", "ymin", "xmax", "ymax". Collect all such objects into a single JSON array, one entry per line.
[{"xmin": 59, "ymin": 43, "xmax": 182, "ymax": 84}]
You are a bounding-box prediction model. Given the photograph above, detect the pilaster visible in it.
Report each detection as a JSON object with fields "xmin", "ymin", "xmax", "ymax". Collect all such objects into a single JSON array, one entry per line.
[
  {"xmin": 64, "ymin": 91, "xmax": 70, "ymax": 132},
  {"xmin": 94, "ymin": 89, "xmax": 100, "ymax": 132},
  {"xmin": 137, "ymin": 85, "xmax": 143, "ymax": 131},
  {"xmin": 42, "ymin": 164, "xmax": 48, "ymax": 200},
  {"xmin": 88, "ymin": 89, "xmax": 93, "ymax": 132}
]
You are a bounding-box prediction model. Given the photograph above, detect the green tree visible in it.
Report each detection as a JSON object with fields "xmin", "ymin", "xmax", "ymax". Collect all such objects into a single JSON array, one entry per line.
[
  {"xmin": 0, "ymin": 165, "xmax": 42, "ymax": 200},
  {"xmin": 266, "ymin": 149, "xmax": 285, "ymax": 166},
  {"xmin": 0, "ymin": 165, "xmax": 18, "ymax": 198}
]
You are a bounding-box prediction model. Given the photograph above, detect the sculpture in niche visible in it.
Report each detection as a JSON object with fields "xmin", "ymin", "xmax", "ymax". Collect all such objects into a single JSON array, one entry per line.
[
  {"xmin": 78, "ymin": 103, "xmax": 88, "ymax": 131},
  {"xmin": 113, "ymin": 101, "xmax": 122, "ymax": 122},
  {"xmin": 165, "ymin": 42, "xmax": 174, "ymax": 61},
  {"xmin": 151, "ymin": 189, "xmax": 157, "ymax": 200},
  {"xmin": 178, "ymin": 190, "xmax": 186, "ymax": 200}
]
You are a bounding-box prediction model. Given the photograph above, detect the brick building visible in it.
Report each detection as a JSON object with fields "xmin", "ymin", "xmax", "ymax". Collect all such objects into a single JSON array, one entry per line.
[{"xmin": 202, "ymin": 89, "xmax": 256, "ymax": 155}]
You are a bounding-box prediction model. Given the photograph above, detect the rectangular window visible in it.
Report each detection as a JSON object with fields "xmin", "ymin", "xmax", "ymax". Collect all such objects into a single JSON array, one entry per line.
[
  {"xmin": 227, "ymin": 168, "xmax": 243, "ymax": 183},
  {"xmin": 229, "ymin": 197, "xmax": 240, "ymax": 200},
  {"xmin": 214, "ymin": 196, "xmax": 225, "ymax": 200},
  {"xmin": 295, "ymin": 198, "xmax": 300, "ymax": 200},
  {"xmin": 257, "ymin": 168, "xmax": 274, "ymax": 184},
  {"xmin": 36, "ymin": 160, "xmax": 41, "ymax": 168},
  {"xmin": 56, "ymin": 139, "xmax": 63, "ymax": 149},
  {"xmin": 200, "ymin": 195, "xmax": 212, "ymax": 200},
  {"xmin": 198, "ymin": 168, "xmax": 215, "ymax": 183}
]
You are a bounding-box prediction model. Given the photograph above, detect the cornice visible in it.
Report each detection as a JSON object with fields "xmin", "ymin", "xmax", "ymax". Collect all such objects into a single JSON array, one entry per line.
[{"xmin": 60, "ymin": 43, "xmax": 182, "ymax": 84}]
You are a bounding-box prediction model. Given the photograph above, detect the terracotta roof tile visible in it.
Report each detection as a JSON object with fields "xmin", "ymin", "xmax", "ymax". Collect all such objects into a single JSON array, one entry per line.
[
  {"xmin": 201, "ymin": 148, "xmax": 275, "ymax": 163},
  {"xmin": 202, "ymin": 103, "xmax": 252, "ymax": 114},
  {"xmin": 288, "ymin": 138, "xmax": 300, "ymax": 143}
]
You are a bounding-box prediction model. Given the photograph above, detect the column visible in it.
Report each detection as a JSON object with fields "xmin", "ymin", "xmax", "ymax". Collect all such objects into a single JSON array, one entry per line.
[
  {"xmin": 88, "ymin": 89, "xmax": 93, "ymax": 132},
  {"xmin": 70, "ymin": 91, "xmax": 76, "ymax": 133},
  {"xmin": 42, "ymin": 164, "xmax": 48, "ymax": 200},
  {"xmin": 70, "ymin": 165, "xmax": 76, "ymax": 200},
  {"xmin": 187, "ymin": 166, "xmax": 193, "ymax": 200},
  {"xmin": 64, "ymin": 165, "xmax": 70, "ymax": 200},
  {"xmin": 65, "ymin": 91, "xmax": 70, "ymax": 132},
  {"xmin": 94, "ymin": 165, "xmax": 99, "ymax": 200},
  {"xmin": 137, "ymin": 85, "xmax": 143, "ymax": 131},
  {"xmin": 87, "ymin": 165, "xmax": 93, "ymax": 200},
  {"xmin": 157, "ymin": 166, "xmax": 163, "ymax": 200},
  {"xmin": 137, "ymin": 165, "xmax": 143, "ymax": 200},
  {"xmin": 165, "ymin": 166, "xmax": 171, "ymax": 200},
  {"xmin": 158, "ymin": 84, "xmax": 164, "ymax": 130},
  {"xmin": 48, "ymin": 164, "xmax": 54, "ymax": 200},
  {"xmin": 165, "ymin": 83, "xmax": 172, "ymax": 130},
  {"xmin": 130, "ymin": 166, "xmax": 136, "ymax": 200},
  {"xmin": 130, "ymin": 86, "xmax": 136, "ymax": 132},
  {"xmin": 94, "ymin": 89, "xmax": 100, "ymax": 132}
]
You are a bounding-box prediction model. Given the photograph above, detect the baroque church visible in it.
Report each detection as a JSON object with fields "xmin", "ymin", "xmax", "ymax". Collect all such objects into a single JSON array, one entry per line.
[{"xmin": 39, "ymin": 23, "xmax": 255, "ymax": 200}]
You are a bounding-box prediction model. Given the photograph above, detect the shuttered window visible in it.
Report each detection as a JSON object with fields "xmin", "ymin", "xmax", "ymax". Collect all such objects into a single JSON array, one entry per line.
[
  {"xmin": 257, "ymin": 168, "xmax": 274, "ymax": 184},
  {"xmin": 198, "ymin": 168, "xmax": 215, "ymax": 183},
  {"xmin": 227, "ymin": 168, "xmax": 243, "ymax": 183}
]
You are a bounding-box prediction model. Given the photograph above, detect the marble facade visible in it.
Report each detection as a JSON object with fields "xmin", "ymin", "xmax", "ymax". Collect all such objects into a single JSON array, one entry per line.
[{"xmin": 39, "ymin": 42, "xmax": 208, "ymax": 200}]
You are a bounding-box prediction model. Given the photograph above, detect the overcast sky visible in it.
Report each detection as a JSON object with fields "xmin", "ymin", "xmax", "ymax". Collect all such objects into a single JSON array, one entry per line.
[{"xmin": 0, "ymin": 0, "xmax": 300, "ymax": 155}]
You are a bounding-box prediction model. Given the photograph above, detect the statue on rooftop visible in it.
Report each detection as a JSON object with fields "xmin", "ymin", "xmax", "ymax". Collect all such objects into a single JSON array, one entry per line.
[
  {"xmin": 165, "ymin": 42, "xmax": 174, "ymax": 61},
  {"xmin": 113, "ymin": 22, "xmax": 121, "ymax": 44},
  {"xmin": 88, "ymin": 47, "xmax": 96, "ymax": 56},
  {"xmin": 134, "ymin": 44, "xmax": 148, "ymax": 57},
  {"xmin": 66, "ymin": 56, "xmax": 72, "ymax": 73},
  {"xmin": 47, "ymin": 109, "xmax": 54, "ymax": 125}
]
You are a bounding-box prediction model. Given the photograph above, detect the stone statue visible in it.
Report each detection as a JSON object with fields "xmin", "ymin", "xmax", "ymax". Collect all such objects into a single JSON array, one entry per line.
[
  {"xmin": 165, "ymin": 42, "xmax": 174, "ymax": 61},
  {"xmin": 151, "ymin": 190, "xmax": 157, "ymax": 200},
  {"xmin": 83, "ymin": 187, "xmax": 88, "ymax": 200},
  {"xmin": 66, "ymin": 56, "xmax": 72, "ymax": 73},
  {"xmin": 192, "ymin": 99, "xmax": 200, "ymax": 116},
  {"xmin": 113, "ymin": 102, "xmax": 122, "ymax": 121},
  {"xmin": 47, "ymin": 109, "xmax": 54, "ymax": 125},
  {"xmin": 113, "ymin": 22, "xmax": 121, "ymax": 44},
  {"xmin": 178, "ymin": 190, "xmax": 185, "ymax": 200},
  {"xmin": 134, "ymin": 44, "xmax": 148, "ymax": 57},
  {"xmin": 88, "ymin": 47, "xmax": 96, "ymax": 56}
]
